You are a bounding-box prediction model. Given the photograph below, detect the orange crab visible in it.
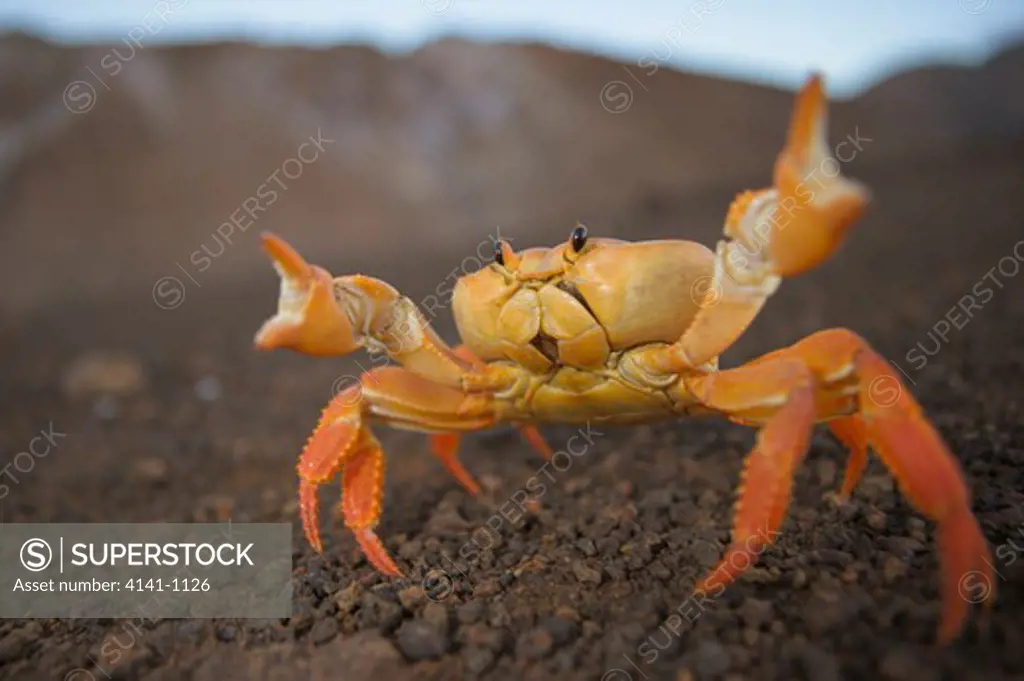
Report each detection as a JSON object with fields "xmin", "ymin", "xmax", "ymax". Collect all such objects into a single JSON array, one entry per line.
[{"xmin": 254, "ymin": 75, "xmax": 993, "ymax": 643}]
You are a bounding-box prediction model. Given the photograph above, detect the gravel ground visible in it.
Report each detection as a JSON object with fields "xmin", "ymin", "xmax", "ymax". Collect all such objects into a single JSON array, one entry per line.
[{"xmin": 1, "ymin": 147, "xmax": 1023, "ymax": 680}]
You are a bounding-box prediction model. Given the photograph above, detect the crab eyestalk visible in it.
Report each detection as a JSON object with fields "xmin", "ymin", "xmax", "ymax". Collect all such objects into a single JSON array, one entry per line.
[{"xmin": 254, "ymin": 232, "xmax": 361, "ymax": 356}]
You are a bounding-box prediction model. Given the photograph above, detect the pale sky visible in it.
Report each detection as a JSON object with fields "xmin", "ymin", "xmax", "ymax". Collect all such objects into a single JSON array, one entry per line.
[{"xmin": 2, "ymin": 0, "xmax": 1023, "ymax": 96}]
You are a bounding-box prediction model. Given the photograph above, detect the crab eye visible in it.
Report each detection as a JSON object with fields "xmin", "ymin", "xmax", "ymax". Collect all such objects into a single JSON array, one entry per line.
[
  {"xmin": 493, "ymin": 240, "xmax": 505, "ymax": 266},
  {"xmin": 570, "ymin": 223, "xmax": 588, "ymax": 252}
]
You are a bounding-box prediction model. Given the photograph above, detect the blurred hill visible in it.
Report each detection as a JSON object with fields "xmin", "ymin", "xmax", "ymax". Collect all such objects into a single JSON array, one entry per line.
[{"xmin": 0, "ymin": 34, "xmax": 1022, "ymax": 315}]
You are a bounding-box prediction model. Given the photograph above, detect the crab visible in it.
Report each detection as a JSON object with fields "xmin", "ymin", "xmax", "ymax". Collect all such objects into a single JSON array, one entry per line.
[{"xmin": 254, "ymin": 74, "xmax": 994, "ymax": 643}]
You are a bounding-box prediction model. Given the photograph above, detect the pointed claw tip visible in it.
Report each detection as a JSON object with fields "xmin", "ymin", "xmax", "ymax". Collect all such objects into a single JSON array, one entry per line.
[
  {"xmin": 261, "ymin": 232, "xmax": 311, "ymax": 281},
  {"xmin": 378, "ymin": 561, "xmax": 405, "ymax": 579},
  {"xmin": 260, "ymin": 231, "xmax": 285, "ymax": 258},
  {"xmin": 796, "ymin": 73, "xmax": 824, "ymax": 108},
  {"xmin": 355, "ymin": 528, "xmax": 404, "ymax": 579},
  {"xmin": 310, "ymin": 538, "xmax": 324, "ymax": 554},
  {"xmin": 253, "ymin": 316, "xmax": 294, "ymax": 351}
]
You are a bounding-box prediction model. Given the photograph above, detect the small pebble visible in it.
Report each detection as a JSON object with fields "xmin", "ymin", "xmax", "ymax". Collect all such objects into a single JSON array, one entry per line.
[
  {"xmin": 457, "ymin": 600, "xmax": 484, "ymax": 625},
  {"xmin": 541, "ymin": 616, "xmax": 580, "ymax": 647},
  {"xmin": 515, "ymin": 628, "xmax": 553, "ymax": 660},
  {"xmin": 697, "ymin": 489, "xmax": 720, "ymax": 508},
  {"xmin": 393, "ymin": 620, "xmax": 450, "ymax": 661},
  {"xmin": 310, "ymin": 618, "xmax": 338, "ymax": 645},
  {"xmin": 397, "ymin": 585, "xmax": 426, "ymax": 611},
  {"xmin": 423, "ymin": 602, "xmax": 450, "ymax": 634},
  {"xmin": 882, "ymin": 555, "xmax": 906, "ymax": 584},
  {"xmin": 474, "ymin": 578, "xmax": 502, "ymax": 598},
  {"xmin": 866, "ymin": 510, "xmax": 887, "ymax": 530},
  {"xmin": 571, "ymin": 560, "xmax": 603, "ymax": 585},
  {"xmin": 215, "ymin": 626, "xmax": 236, "ymax": 642},
  {"xmin": 334, "ymin": 581, "xmax": 363, "ymax": 614},
  {"xmin": 462, "ymin": 645, "xmax": 496, "ymax": 675},
  {"xmin": 739, "ymin": 598, "xmax": 773, "ymax": 628}
]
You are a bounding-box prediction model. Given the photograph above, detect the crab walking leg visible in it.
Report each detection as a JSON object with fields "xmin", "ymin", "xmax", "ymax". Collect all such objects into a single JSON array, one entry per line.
[
  {"xmin": 255, "ymin": 232, "xmax": 517, "ymax": 392},
  {"xmin": 688, "ymin": 328, "xmax": 994, "ymax": 643},
  {"xmin": 828, "ymin": 414, "xmax": 869, "ymax": 498},
  {"xmin": 517, "ymin": 425, "xmax": 554, "ymax": 460},
  {"xmin": 297, "ymin": 385, "xmax": 365, "ymax": 554},
  {"xmin": 784, "ymin": 328, "xmax": 995, "ymax": 643},
  {"xmin": 297, "ymin": 366, "xmax": 498, "ymax": 571},
  {"xmin": 449, "ymin": 343, "xmax": 554, "ymax": 461},
  {"xmin": 430, "ymin": 423, "xmax": 552, "ymax": 497},
  {"xmin": 635, "ymin": 74, "xmax": 870, "ymax": 374},
  {"xmin": 341, "ymin": 435, "xmax": 404, "ymax": 577},
  {"xmin": 429, "ymin": 433, "xmax": 483, "ymax": 496},
  {"xmin": 364, "ymin": 365, "xmax": 506, "ymax": 498},
  {"xmin": 427, "ymin": 344, "xmax": 554, "ymax": 495},
  {"xmin": 685, "ymin": 358, "xmax": 817, "ymax": 602}
]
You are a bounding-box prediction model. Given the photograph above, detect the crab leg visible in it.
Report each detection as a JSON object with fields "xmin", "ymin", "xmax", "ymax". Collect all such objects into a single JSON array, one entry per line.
[
  {"xmin": 341, "ymin": 435, "xmax": 403, "ymax": 577},
  {"xmin": 429, "ymin": 433, "xmax": 483, "ymax": 496},
  {"xmin": 828, "ymin": 414, "xmax": 868, "ymax": 498},
  {"xmin": 449, "ymin": 344, "xmax": 554, "ymax": 462},
  {"xmin": 686, "ymin": 357, "xmax": 817, "ymax": 599},
  {"xmin": 427, "ymin": 344, "xmax": 553, "ymax": 496},
  {"xmin": 791, "ymin": 329, "xmax": 993, "ymax": 643},
  {"xmin": 255, "ymin": 232, "xmax": 516, "ymax": 392},
  {"xmin": 429, "ymin": 424, "xmax": 551, "ymax": 497},
  {"xmin": 517, "ymin": 425, "xmax": 554, "ymax": 460},
  {"xmin": 635, "ymin": 74, "xmax": 870, "ymax": 375},
  {"xmin": 297, "ymin": 366, "xmax": 498, "ymax": 572},
  {"xmin": 686, "ymin": 328, "xmax": 993, "ymax": 644}
]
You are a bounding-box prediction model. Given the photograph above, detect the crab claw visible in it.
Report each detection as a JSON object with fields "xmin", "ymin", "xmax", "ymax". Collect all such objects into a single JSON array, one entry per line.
[
  {"xmin": 254, "ymin": 232, "xmax": 360, "ymax": 356},
  {"xmin": 769, "ymin": 74, "xmax": 870, "ymax": 277}
]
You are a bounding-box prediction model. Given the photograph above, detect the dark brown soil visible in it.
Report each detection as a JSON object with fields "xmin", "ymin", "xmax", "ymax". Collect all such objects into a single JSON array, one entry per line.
[{"xmin": 1, "ymin": 140, "xmax": 1023, "ymax": 681}]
